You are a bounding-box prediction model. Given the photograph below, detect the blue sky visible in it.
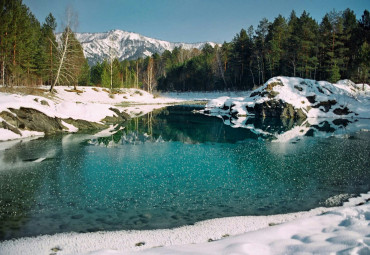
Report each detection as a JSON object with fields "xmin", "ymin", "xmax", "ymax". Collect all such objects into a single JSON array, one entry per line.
[{"xmin": 23, "ymin": 0, "xmax": 368, "ymax": 43}]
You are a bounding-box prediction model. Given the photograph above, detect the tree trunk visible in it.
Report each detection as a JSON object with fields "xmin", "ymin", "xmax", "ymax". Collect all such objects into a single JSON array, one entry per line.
[
  {"xmin": 1, "ymin": 59, "xmax": 5, "ymax": 86},
  {"xmin": 50, "ymin": 41, "xmax": 53, "ymax": 85},
  {"xmin": 216, "ymin": 49, "xmax": 227, "ymax": 88},
  {"xmin": 249, "ymin": 63, "xmax": 255, "ymax": 87},
  {"xmin": 51, "ymin": 30, "xmax": 69, "ymax": 92},
  {"xmin": 136, "ymin": 62, "xmax": 138, "ymax": 89}
]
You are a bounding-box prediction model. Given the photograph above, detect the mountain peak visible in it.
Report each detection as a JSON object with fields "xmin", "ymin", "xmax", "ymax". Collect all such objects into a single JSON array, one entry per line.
[{"xmin": 73, "ymin": 30, "xmax": 218, "ymax": 65}]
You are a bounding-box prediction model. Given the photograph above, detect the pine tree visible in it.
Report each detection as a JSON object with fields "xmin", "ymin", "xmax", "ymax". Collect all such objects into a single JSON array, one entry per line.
[
  {"xmin": 41, "ymin": 13, "xmax": 58, "ymax": 85},
  {"xmin": 101, "ymin": 60, "xmax": 110, "ymax": 88},
  {"xmin": 329, "ymin": 61, "xmax": 341, "ymax": 83},
  {"xmin": 284, "ymin": 10, "xmax": 299, "ymax": 77},
  {"xmin": 266, "ymin": 15, "xmax": 288, "ymax": 78},
  {"xmin": 357, "ymin": 42, "xmax": 369, "ymax": 88}
]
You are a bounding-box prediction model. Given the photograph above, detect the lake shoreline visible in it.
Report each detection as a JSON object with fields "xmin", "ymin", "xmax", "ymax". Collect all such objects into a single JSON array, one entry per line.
[{"xmin": 1, "ymin": 192, "xmax": 369, "ymax": 255}]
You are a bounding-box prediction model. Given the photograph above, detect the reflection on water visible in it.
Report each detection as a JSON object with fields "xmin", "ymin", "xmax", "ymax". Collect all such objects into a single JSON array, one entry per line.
[{"xmin": 0, "ymin": 105, "xmax": 369, "ymax": 240}]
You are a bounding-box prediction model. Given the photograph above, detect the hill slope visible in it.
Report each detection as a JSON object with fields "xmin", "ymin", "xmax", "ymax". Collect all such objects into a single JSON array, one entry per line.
[{"xmin": 68, "ymin": 29, "xmax": 218, "ymax": 65}]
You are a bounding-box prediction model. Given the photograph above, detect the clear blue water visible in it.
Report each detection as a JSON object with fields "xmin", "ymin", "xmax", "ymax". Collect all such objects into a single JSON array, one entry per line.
[{"xmin": 0, "ymin": 105, "xmax": 369, "ymax": 240}]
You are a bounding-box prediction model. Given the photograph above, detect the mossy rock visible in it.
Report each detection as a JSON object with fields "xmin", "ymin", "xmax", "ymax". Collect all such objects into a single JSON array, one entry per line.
[
  {"xmin": 40, "ymin": 100, "xmax": 49, "ymax": 106},
  {"xmin": 268, "ymin": 91, "xmax": 279, "ymax": 98},
  {"xmin": 63, "ymin": 118, "xmax": 106, "ymax": 130},
  {"xmin": 266, "ymin": 80, "xmax": 283, "ymax": 91}
]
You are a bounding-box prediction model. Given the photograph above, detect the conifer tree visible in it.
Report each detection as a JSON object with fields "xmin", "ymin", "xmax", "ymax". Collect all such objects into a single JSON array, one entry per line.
[{"xmin": 41, "ymin": 13, "xmax": 58, "ymax": 85}]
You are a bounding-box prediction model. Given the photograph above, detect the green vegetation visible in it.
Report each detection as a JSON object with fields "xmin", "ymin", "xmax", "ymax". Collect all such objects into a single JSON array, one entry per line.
[
  {"xmin": 1, "ymin": 0, "xmax": 369, "ymax": 91},
  {"xmin": 154, "ymin": 9, "xmax": 370, "ymax": 91},
  {"xmin": 0, "ymin": 0, "xmax": 88, "ymax": 88},
  {"xmin": 92, "ymin": 9, "xmax": 369, "ymax": 91}
]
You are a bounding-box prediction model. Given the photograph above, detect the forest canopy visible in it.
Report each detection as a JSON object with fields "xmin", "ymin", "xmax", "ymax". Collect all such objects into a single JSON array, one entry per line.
[{"xmin": 1, "ymin": 0, "xmax": 369, "ymax": 91}]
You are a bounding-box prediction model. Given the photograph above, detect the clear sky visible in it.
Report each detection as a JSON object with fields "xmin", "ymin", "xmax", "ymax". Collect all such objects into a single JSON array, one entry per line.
[{"xmin": 23, "ymin": 0, "xmax": 368, "ymax": 43}]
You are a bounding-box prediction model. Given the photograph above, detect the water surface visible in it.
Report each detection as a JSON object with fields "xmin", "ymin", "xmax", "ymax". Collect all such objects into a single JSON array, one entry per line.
[{"xmin": 0, "ymin": 105, "xmax": 369, "ymax": 240}]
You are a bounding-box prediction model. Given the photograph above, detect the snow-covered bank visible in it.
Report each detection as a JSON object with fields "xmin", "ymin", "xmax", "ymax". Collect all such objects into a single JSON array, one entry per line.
[
  {"xmin": 204, "ymin": 77, "xmax": 370, "ymax": 119},
  {"xmin": 0, "ymin": 86, "xmax": 193, "ymax": 142},
  {"xmin": 0, "ymin": 193, "xmax": 369, "ymax": 255},
  {"xmin": 0, "ymin": 86, "xmax": 256, "ymax": 142}
]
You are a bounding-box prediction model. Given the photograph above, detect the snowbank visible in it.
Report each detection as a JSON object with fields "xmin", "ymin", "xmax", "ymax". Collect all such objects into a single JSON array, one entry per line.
[
  {"xmin": 0, "ymin": 193, "xmax": 369, "ymax": 255},
  {"xmin": 204, "ymin": 76, "xmax": 370, "ymax": 119},
  {"xmin": 0, "ymin": 86, "xmax": 196, "ymax": 142}
]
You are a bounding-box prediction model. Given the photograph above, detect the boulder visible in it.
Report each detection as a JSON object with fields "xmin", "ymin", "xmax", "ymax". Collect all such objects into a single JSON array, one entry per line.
[
  {"xmin": 9, "ymin": 107, "xmax": 65, "ymax": 134},
  {"xmin": 1, "ymin": 106, "xmax": 131, "ymax": 136},
  {"xmin": 247, "ymin": 100, "xmax": 307, "ymax": 119}
]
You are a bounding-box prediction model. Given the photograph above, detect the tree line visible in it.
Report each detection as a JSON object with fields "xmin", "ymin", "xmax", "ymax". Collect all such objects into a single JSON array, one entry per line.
[
  {"xmin": 0, "ymin": 0, "xmax": 88, "ymax": 88},
  {"xmin": 156, "ymin": 9, "xmax": 369, "ymax": 91},
  {"xmin": 92, "ymin": 8, "xmax": 370, "ymax": 92},
  {"xmin": 1, "ymin": 0, "xmax": 369, "ymax": 91}
]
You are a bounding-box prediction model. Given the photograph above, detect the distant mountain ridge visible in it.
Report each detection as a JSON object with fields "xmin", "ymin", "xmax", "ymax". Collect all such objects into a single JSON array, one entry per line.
[{"xmin": 68, "ymin": 29, "xmax": 218, "ymax": 65}]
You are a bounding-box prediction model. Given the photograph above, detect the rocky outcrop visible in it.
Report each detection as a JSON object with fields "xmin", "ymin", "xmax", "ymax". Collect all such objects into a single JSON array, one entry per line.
[
  {"xmin": 0, "ymin": 107, "xmax": 130, "ymax": 137},
  {"xmin": 7, "ymin": 107, "xmax": 66, "ymax": 134},
  {"xmin": 203, "ymin": 76, "xmax": 369, "ymax": 120},
  {"xmin": 246, "ymin": 100, "xmax": 307, "ymax": 119}
]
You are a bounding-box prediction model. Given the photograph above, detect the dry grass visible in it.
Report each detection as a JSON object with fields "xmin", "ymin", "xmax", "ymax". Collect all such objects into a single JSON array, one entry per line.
[
  {"xmin": 0, "ymin": 86, "xmax": 54, "ymax": 99},
  {"xmin": 64, "ymin": 89, "xmax": 84, "ymax": 94}
]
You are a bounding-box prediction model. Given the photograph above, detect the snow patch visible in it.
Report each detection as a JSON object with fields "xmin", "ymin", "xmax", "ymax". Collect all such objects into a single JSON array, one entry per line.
[
  {"xmin": 204, "ymin": 76, "xmax": 370, "ymax": 119},
  {"xmin": 1, "ymin": 193, "xmax": 369, "ymax": 255}
]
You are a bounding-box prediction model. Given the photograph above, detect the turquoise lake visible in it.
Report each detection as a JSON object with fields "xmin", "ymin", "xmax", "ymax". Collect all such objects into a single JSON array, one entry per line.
[{"xmin": 0, "ymin": 105, "xmax": 369, "ymax": 240}]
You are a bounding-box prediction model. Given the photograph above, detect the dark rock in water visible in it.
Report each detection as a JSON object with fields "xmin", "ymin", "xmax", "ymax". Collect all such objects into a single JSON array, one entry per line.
[
  {"xmin": 332, "ymin": 119, "xmax": 351, "ymax": 127},
  {"xmin": 63, "ymin": 118, "xmax": 105, "ymax": 130},
  {"xmin": 221, "ymin": 104, "xmax": 230, "ymax": 111},
  {"xmin": 250, "ymin": 100, "xmax": 307, "ymax": 119},
  {"xmin": 22, "ymin": 158, "xmax": 39, "ymax": 162},
  {"xmin": 311, "ymin": 121, "xmax": 336, "ymax": 133},
  {"xmin": 71, "ymin": 214, "xmax": 84, "ymax": 220},
  {"xmin": 333, "ymin": 107, "xmax": 351, "ymax": 115},
  {"xmin": 312, "ymin": 100, "xmax": 337, "ymax": 112},
  {"xmin": 101, "ymin": 107, "xmax": 130, "ymax": 124}
]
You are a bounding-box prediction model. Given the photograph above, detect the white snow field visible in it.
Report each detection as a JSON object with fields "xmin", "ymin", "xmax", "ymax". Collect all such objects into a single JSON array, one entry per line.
[
  {"xmin": 70, "ymin": 29, "xmax": 218, "ymax": 65},
  {"xmin": 0, "ymin": 86, "xmax": 252, "ymax": 142},
  {"xmin": 0, "ymin": 193, "xmax": 369, "ymax": 255},
  {"xmin": 1, "ymin": 79, "xmax": 370, "ymax": 255},
  {"xmin": 205, "ymin": 77, "xmax": 370, "ymax": 119},
  {"xmin": 0, "ymin": 86, "xmax": 179, "ymax": 141}
]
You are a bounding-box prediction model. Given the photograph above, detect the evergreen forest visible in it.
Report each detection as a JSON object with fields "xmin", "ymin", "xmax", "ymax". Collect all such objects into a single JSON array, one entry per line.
[{"xmin": 1, "ymin": 0, "xmax": 369, "ymax": 91}]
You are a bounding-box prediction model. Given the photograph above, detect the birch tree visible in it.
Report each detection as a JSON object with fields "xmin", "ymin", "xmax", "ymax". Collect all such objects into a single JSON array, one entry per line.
[{"xmin": 50, "ymin": 7, "xmax": 84, "ymax": 92}]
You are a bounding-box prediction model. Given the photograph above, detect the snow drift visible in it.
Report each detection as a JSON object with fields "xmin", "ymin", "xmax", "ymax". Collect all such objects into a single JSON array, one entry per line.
[{"xmin": 204, "ymin": 76, "xmax": 370, "ymax": 119}]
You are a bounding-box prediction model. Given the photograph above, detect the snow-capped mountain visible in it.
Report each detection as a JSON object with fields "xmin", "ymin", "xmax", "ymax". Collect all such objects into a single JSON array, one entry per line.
[{"xmin": 71, "ymin": 29, "xmax": 218, "ymax": 65}]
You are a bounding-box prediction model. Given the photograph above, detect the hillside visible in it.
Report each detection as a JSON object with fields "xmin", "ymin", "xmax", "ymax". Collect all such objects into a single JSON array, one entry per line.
[
  {"xmin": 67, "ymin": 29, "xmax": 218, "ymax": 65},
  {"xmin": 204, "ymin": 77, "xmax": 370, "ymax": 119}
]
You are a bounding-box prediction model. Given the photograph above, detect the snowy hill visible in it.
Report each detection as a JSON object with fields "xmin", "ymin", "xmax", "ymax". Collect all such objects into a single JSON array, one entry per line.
[
  {"xmin": 64, "ymin": 29, "xmax": 218, "ymax": 65},
  {"xmin": 204, "ymin": 77, "xmax": 370, "ymax": 119}
]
